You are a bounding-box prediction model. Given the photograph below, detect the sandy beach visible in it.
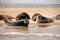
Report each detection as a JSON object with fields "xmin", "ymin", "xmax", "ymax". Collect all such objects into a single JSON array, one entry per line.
[
  {"xmin": 0, "ymin": 7, "xmax": 60, "ymax": 18},
  {"xmin": 0, "ymin": 7, "xmax": 60, "ymax": 40},
  {"xmin": 0, "ymin": 7, "xmax": 60, "ymax": 25}
]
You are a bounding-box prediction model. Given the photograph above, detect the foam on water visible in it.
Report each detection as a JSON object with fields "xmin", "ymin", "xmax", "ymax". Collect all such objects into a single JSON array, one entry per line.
[{"xmin": 0, "ymin": 32, "xmax": 60, "ymax": 38}]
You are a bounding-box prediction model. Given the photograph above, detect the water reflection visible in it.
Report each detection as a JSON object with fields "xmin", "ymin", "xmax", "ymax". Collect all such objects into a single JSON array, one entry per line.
[
  {"xmin": 0, "ymin": 22, "xmax": 60, "ymax": 40},
  {"xmin": 37, "ymin": 24, "xmax": 51, "ymax": 27},
  {"xmin": 0, "ymin": 23, "xmax": 60, "ymax": 34},
  {"xmin": 6, "ymin": 26, "xmax": 28, "ymax": 31}
]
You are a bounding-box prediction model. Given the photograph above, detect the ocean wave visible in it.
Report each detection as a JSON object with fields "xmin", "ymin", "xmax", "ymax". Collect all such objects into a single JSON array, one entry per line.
[{"xmin": 0, "ymin": 32, "xmax": 60, "ymax": 37}]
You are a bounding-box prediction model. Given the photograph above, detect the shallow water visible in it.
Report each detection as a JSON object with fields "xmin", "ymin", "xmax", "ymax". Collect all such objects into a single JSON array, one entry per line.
[{"xmin": 0, "ymin": 22, "xmax": 60, "ymax": 40}]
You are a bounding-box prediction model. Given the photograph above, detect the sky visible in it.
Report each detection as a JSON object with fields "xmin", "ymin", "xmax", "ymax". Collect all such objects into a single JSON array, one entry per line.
[{"xmin": 0, "ymin": 0, "xmax": 60, "ymax": 6}]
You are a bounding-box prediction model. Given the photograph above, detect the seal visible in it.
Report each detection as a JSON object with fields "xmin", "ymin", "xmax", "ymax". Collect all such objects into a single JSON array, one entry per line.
[
  {"xmin": 0, "ymin": 15, "xmax": 29, "ymax": 26},
  {"xmin": 16, "ymin": 12, "xmax": 30, "ymax": 20},
  {"xmin": 53, "ymin": 14, "xmax": 60, "ymax": 20},
  {"xmin": 32, "ymin": 13, "xmax": 53, "ymax": 23}
]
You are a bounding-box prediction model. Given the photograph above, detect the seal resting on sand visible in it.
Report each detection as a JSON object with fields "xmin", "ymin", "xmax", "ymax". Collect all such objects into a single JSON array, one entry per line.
[
  {"xmin": 0, "ymin": 14, "xmax": 15, "ymax": 21},
  {"xmin": 53, "ymin": 14, "xmax": 60, "ymax": 20},
  {"xmin": 0, "ymin": 15, "xmax": 29, "ymax": 26},
  {"xmin": 32, "ymin": 13, "xmax": 40, "ymax": 21},
  {"xmin": 32, "ymin": 13, "xmax": 53, "ymax": 23},
  {"xmin": 5, "ymin": 19, "xmax": 29, "ymax": 26},
  {"xmin": 16, "ymin": 12, "xmax": 30, "ymax": 20}
]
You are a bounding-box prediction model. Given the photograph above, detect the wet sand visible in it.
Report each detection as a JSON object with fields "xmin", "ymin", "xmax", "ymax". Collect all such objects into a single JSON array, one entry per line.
[
  {"xmin": 0, "ymin": 7, "xmax": 60, "ymax": 40},
  {"xmin": 0, "ymin": 20, "xmax": 60, "ymax": 40},
  {"xmin": 0, "ymin": 22, "xmax": 60, "ymax": 40}
]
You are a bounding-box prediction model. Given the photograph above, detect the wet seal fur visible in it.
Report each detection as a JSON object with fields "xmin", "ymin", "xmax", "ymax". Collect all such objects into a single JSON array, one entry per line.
[
  {"xmin": 16, "ymin": 12, "xmax": 30, "ymax": 20},
  {"xmin": 5, "ymin": 19, "xmax": 29, "ymax": 26},
  {"xmin": 0, "ymin": 15, "xmax": 29, "ymax": 26},
  {"xmin": 32, "ymin": 13, "xmax": 53, "ymax": 23},
  {"xmin": 53, "ymin": 14, "xmax": 60, "ymax": 20},
  {"xmin": 32, "ymin": 13, "xmax": 40, "ymax": 21}
]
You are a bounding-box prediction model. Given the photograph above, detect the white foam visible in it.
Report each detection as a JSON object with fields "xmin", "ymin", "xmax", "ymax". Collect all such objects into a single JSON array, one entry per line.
[{"xmin": 0, "ymin": 32, "xmax": 60, "ymax": 37}]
